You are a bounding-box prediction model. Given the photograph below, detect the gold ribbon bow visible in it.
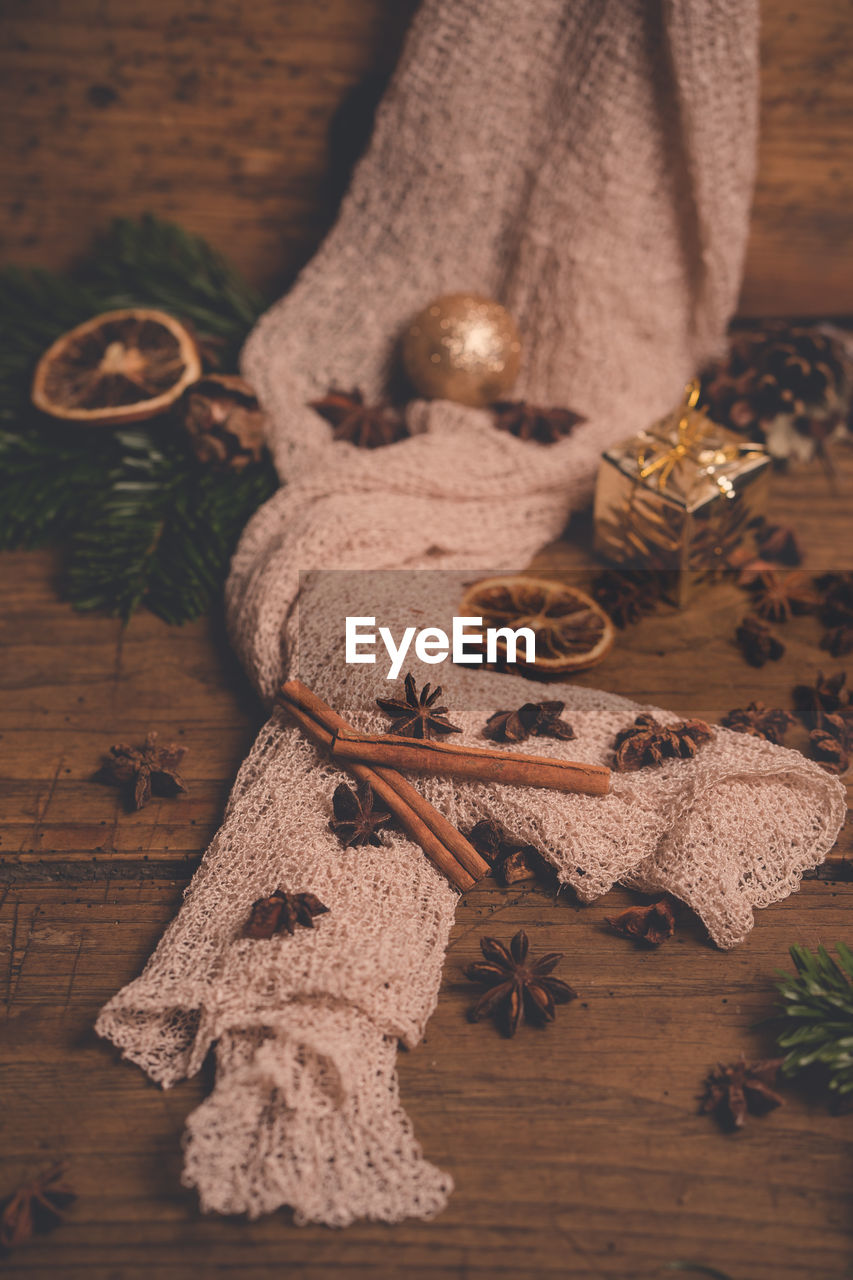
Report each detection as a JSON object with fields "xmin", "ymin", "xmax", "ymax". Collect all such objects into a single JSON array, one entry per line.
[{"xmin": 637, "ymin": 382, "xmax": 743, "ymax": 499}]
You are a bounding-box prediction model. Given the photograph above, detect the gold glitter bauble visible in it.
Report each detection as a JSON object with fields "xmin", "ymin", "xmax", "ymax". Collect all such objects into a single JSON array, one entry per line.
[{"xmin": 401, "ymin": 293, "xmax": 522, "ymax": 408}]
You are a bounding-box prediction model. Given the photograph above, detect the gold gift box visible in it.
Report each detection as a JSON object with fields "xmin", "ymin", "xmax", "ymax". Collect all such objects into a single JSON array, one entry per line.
[{"xmin": 593, "ymin": 388, "xmax": 771, "ymax": 605}]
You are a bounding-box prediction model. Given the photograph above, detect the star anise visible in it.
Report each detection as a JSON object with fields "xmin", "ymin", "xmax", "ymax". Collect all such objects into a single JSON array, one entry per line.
[
  {"xmin": 792, "ymin": 670, "xmax": 847, "ymax": 730},
  {"xmin": 465, "ymin": 817, "xmax": 546, "ymax": 885},
  {"xmin": 329, "ymin": 781, "xmax": 391, "ymax": 847},
  {"xmin": 612, "ymin": 713, "xmax": 714, "ymax": 772},
  {"xmin": 754, "ymin": 522, "xmax": 803, "ymax": 566},
  {"xmin": 309, "ymin": 387, "xmax": 407, "ymax": 449},
  {"xmin": 483, "ymin": 700, "xmax": 574, "ymax": 744},
  {"xmin": 376, "ymin": 672, "xmax": 461, "ymax": 739},
  {"xmin": 492, "ymin": 400, "xmax": 586, "ymax": 445},
  {"xmin": 244, "ymin": 889, "xmax": 329, "ymax": 940},
  {"xmin": 465, "ymin": 930, "xmax": 577, "ymax": 1036},
  {"xmin": 734, "ymin": 615, "xmax": 785, "ymax": 667},
  {"xmin": 605, "ymin": 897, "xmax": 676, "ymax": 946},
  {"xmin": 827, "ymin": 704, "xmax": 853, "ymax": 746},
  {"xmin": 97, "ymin": 730, "xmax": 186, "ymax": 810},
  {"xmin": 592, "ymin": 570, "xmax": 662, "ymax": 628},
  {"xmin": 465, "ymin": 816, "xmax": 507, "ymax": 863},
  {"xmin": 720, "ymin": 702, "xmax": 795, "ymax": 745},
  {"xmin": 822, "ymin": 626, "xmax": 853, "ymax": 659},
  {"xmin": 0, "ymin": 1164, "xmax": 75, "ymax": 1251},
  {"xmin": 817, "ymin": 573, "xmax": 853, "ymax": 656},
  {"xmin": 700, "ymin": 1056, "xmax": 785, "ymax": 1130},
  {"xmin": 809, "ymin": 729, "xmax": 849, "ymax": 774},
  {"xmin": 731, "ymin": 555, "xmax": 778, "ymax": 584},
  {"xmin": 743, "ymin": 570, "xmax": 819, "ymax": 622},
  {"xmin": 817, "ymin": 571, "xmax": 853, "ymax": 625}
]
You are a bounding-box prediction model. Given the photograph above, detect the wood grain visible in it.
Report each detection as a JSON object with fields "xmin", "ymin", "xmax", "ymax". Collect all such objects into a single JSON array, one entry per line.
[
  {"xmin": 1, "ymin": 451, "xmax": 852, "ymax": 1277},
  {"xmin": 740, "ymin": 0, "xmax": 853, "ymax": 315},
  {"xmin": 1, "ymin": 0, "xmax": 851, "ymax": 316}
]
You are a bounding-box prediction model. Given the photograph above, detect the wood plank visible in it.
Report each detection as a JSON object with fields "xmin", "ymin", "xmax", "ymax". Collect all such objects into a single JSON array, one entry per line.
[
  {"xmin": 740, "ymin": 0, "xmax": 853, "ymax": 314},
  {"xmin": 1, "ymin": 878, "xmax": 853, "ymax": 1278},
  {"xmin": 1, "ymin": 0, "xmax": 851, "ymax": 316},
  {"xmin": 1, "ymin": 402, "xmax": 852, "ymax": 1275},
  {"xmin": 4, "ymin": 452, "xmax": 850, "ymax": 880}
]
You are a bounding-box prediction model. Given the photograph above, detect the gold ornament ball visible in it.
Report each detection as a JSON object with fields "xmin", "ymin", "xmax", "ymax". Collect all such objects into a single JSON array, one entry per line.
[{"xmin": 401, "ymin": 293, "xmax": 522, "ymax": 408}]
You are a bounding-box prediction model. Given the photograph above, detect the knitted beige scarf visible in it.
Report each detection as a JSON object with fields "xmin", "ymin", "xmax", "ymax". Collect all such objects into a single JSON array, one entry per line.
[{"xmin": 97, "ymin": 0, "xmax": 846, "ymax": 1228}]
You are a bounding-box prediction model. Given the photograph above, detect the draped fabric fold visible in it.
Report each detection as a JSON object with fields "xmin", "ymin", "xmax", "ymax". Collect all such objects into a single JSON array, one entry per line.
[{"xmin": 94, "ymin": 0, "xmax": 833, "ymax": 1231}]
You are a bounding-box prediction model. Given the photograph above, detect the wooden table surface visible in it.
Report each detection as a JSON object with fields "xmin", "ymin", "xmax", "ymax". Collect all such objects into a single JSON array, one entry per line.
[
  {"xmin": 2, "ymin": 0, "xmax": 853, "ymax": 317},
  {"xmin": 1, "ymin": 452, "xmax": 852, "ymax": 1280}
]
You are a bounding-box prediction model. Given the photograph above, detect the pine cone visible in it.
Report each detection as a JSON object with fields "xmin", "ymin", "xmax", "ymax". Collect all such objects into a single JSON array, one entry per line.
[
  {"xmin": 701, "ymin": 324, "xmax": 849, "ymax": 463},
  {"xmin": 182, "ymin": 374, "xmax": 267, "ymax": 470}
]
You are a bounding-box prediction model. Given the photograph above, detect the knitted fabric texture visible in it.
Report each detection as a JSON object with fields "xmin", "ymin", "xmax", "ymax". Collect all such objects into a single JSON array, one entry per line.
[
  {"xmin": 95, "ymin": 0, "xmax": 845, "ymax": 1233},
  {"xmin": 226, "ymin": 0, "xmax": 760, "ymax": 702}
]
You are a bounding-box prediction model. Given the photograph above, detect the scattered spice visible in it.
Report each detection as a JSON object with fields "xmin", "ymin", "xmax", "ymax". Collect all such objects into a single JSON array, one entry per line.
[
  {"xmin": 182, "ymin": 373, "xmax": 266, "ymax": 470},
  {"xmin": 465, "ymin": 929, "xmax": 576, "ymax": 1037},
  {"xmin": 97, "ymin": 730, "xmax": 186, "ymax": 810},
  {"xmin": 731, "ymin": 557, "xmax": 779, "ymax": 586},
  {"xmin": 744, "ymin": 570, "xmax": 819, "ymax": 622},
  {"xmin": 822, "ymin": 626, "xmax": 853, "ymax": 659},
  {"xmin": 754, "ymin": 522, "xmax": 803, "ymax": 566},
  {"xmin": 795, "ymin": 674, "xmax": 853, "ymax": 772},
  {"xmin": 243, "ymin": 890, "xmax": 329, "ymax": 940},
  {"xmin": 818, "ymin": 571, "xmax": 853, "ymax": 620},
  {"xmin": 483, "ymin": 700, "xmax": 574, "ymax": 744},
  {"xmin": 0, "ymin": 1164, "xmax": 75, "ymax": 1252},
  {"xmin": 497, "ymin": 847, "xmax": 543, "ymax": 885},
  {"xmin": 491, "ymin": 400, "xmax": 586, "ymax": 445},
  {"xmin": 612, "ymin": 713, "xmax": 714, "ymax": 772},
  {"xmin": 329, "ymin": 781, "xmax": 391, "ymax": 847},
  {"xmin": 700, "ymin": 1057, "xmax": 785, "ymax": 1131},
  {"xmin": 734, "ymin": 615, "xmax": 784, "ymax": 667},
  {"xmin": 309, "ymin": 387, "xmax": 407, "ymax": 449},
  {"xmin": 817, "ymin": 572, "xmax": 853, "ymax": 656},
  {"xmin": 792, "ymin": 670, "xmax": 847, "ymax": 730},
  {"xmin": 465, "ymin": 817, "xmax": 505, "ymax": 861},
  {"xmin": 818, "ymin": 572, "xmax": 853, "ymax": 624},
  {"xmin": 605, "ymin": 897, "xmax": 676, "ymax": 946},
  {"xmin": 376, "ymin": 672, "xmax": 462, "ymax": 740},
  {"xmin": 592, "ymin": 570, "xmax": 662, "ymax": 628},
  {"xmin": 826, "ymin": 707, "xmax": 853, "ymax": 747},
  {"xmin": 720, "ymin": 702, "xmax": 795, "ymax": 745},
  {"xmin": 466, "ymin": 816, "xmax": 546, "ymax": 885},
  {"xmin": 809, "ymin": 729, "xmax": 849, "ymax": 774}
]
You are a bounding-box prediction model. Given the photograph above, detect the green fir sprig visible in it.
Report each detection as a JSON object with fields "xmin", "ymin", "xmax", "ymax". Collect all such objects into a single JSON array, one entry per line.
[
  {"xmin": 0, "ymin": 215, "xmax": 277, "ymax": 623},
  {"xmin": 773, "ymin": 943, "xmax": 853, "ymax": 1102}
]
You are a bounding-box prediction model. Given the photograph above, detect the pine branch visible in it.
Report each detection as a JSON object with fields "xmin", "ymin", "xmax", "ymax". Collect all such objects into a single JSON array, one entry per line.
[
  {"xmin": 64, "ymin": 428, "xmax": 176, "ymax": 619},
  {"xmin": 0, "ymin": 214, "xmax": 276, "ymax": 623},
  {"xmin": 64, "ymin": 422, "xmax": 277, "ymax": 623},
  {"xmin": 0, "ymin": 269, "xmax": 103, "ymax": 424},
  {"xmin": 79, "ymin": 215, "xmax": 264, "ymax": 359},
  {"xmin": 773, "ymin": 943, "xmax": 853, "ymax": 1100},
  {"xmin": 143, "ymin": 460, "xmax": 277, "ymax": 624},
  {"xmin": 0, "ymin": 423, "xmax": 116, "ymax": 549}
]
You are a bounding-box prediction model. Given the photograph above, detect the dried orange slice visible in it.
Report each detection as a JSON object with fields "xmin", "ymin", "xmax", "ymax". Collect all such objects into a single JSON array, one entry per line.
[
  {"xmin": 459, "ymin": 575, "xmax": 615, "ymax": 674},
  {"xmin": 32, "ymin": 308, "xmax": 202, "ymax": 425}
]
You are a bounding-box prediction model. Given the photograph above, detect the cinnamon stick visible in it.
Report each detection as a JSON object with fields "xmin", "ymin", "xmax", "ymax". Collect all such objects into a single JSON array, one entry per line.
[
  {"xmin": 278, "ymin": 682, "xmax": 489, "ymax": 890},
  {"xmin": 331, "ymin": 729, "xmax": 611, "ymax": 796}
]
